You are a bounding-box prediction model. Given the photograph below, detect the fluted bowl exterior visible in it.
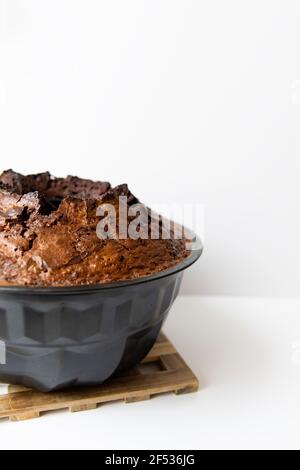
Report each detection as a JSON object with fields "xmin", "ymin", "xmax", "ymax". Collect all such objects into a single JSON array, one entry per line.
[{"xmin": 0, "ymin": 272, "xmax": 185, "ymax": 391}]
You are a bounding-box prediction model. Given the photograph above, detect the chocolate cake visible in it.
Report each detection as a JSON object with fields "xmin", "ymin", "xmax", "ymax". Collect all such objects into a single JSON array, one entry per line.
[{"xmin": 0, "ymin": 170, "xmax": 189, "ymax": 286}]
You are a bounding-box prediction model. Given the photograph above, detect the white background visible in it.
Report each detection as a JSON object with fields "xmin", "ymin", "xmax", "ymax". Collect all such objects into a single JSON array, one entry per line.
[{"xmin": 0, "ymin": 0, "xmax": 299, "ymax": 298}]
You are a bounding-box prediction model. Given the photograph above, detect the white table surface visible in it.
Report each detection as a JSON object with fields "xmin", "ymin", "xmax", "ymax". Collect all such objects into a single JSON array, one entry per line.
[{"xmin": 0, "ymin": 295, "xmax": 300, "ymax": 450}]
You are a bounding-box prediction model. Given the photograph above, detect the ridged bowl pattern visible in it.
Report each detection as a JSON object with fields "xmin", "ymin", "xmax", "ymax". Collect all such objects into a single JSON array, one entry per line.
[{"xmin": 0, "ymin": 272, "xmax": 183, "ymax": 391}]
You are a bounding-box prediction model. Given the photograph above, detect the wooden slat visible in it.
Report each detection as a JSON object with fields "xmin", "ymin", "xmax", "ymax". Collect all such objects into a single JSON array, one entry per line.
[
  {"xmin": 10, "ymin": 411, "xmax": 40, "ymax": 422},
  {"xmin": 70, "ymin": 403, "xmax": 97, "ymax": 413},
  {"xmin": 125, "ymin": 394, "xmax": 151, "ymax": 404},
  {"xmin": 160, "ymin": 353, "xmax": 188, "ymax": 371},
  {"xmin": 175, "ymin": 385, "xmax": 199, "ymax": 395},
  {"xmin": 8, "ymin": 385, "xmax": 31, "ymax": 394},
  {"xmin": 142, "ymin": 334, "xmax": 176, "ymax": 362}
]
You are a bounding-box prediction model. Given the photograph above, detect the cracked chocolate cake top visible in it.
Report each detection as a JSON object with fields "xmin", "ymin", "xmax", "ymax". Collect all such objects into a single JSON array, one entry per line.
[{"xmin": 0, "ymin": 170, "xmax": 189, "ymax": 286}]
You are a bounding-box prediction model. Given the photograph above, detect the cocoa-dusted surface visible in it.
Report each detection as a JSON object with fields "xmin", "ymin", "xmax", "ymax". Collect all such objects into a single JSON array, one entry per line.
[{"xmin": 0, "ymin": 170, "xmax": 188, "ymax": 286}]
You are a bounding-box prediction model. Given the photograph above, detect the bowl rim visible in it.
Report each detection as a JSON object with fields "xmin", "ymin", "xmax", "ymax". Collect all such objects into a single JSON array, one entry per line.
[{"xmin": 0, "ymin": 235, "xmax": 203, "ymax": 295}]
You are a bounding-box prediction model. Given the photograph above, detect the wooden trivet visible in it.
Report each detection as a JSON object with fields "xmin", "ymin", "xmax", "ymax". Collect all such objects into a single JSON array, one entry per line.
[{"xmin": 0, "ymin": 333, "xmax": 199, "ymax": 422}]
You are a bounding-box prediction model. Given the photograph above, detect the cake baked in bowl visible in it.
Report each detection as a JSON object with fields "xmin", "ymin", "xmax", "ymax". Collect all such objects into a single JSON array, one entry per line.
[
  {"xmin": 0, "ymin": 170, "xmax": 202, "ymax": 391},
  {"xmin": 0, "ymin": 170, "xmax": 189, "ymax": 287}
]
